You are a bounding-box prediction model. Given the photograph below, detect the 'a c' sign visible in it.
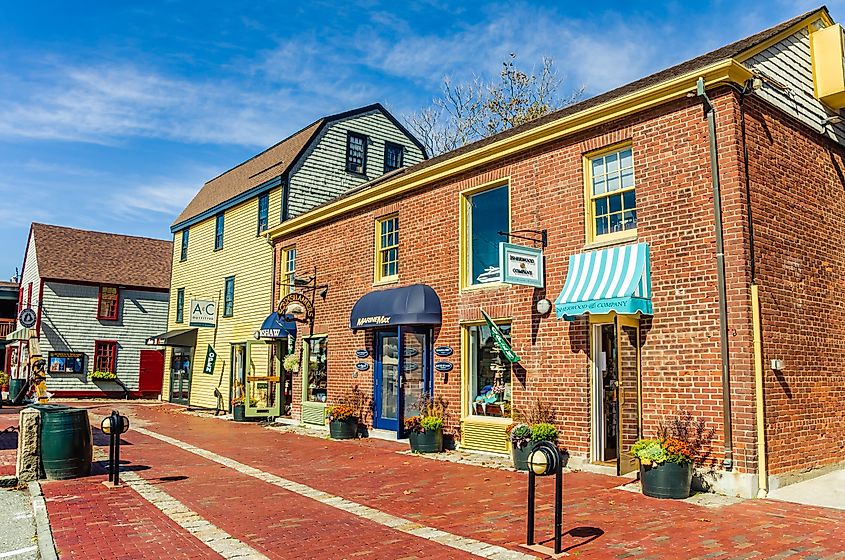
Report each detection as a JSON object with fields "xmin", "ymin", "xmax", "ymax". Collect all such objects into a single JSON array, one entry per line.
[{"xmin": 190, "ymin": 299, "xmax": 217, "ymax": 327}]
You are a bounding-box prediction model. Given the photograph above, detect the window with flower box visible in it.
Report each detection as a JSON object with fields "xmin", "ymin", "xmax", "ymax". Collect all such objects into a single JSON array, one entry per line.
[{"xmin": 94, "ymin": 340, "xmax": 117, "ymax": 373}]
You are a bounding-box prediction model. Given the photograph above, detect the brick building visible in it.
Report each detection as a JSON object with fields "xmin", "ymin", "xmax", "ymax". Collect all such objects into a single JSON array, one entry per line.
[{"xmin": 266, "ymin": 7, "xmax": 845, "ymax": 497}]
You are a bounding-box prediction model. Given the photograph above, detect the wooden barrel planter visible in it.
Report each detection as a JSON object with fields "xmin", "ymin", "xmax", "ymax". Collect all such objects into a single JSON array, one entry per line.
[
  {"xmin": 37, "ymin": 405, "xmax": 93, "ymax": 480},
  {"xmin": 640, "ymin": 462, "xmax": 693, "ymax": 499},
  {"xmin": 409, "ymin": 428, "xmax": 442, "ymax": 453},
  {"xmin": 329, "ymin": 418, "xmax": 358, "ymax": 440}
]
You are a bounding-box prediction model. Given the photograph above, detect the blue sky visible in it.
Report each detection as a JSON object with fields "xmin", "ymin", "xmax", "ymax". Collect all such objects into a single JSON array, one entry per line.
[{"xmin": 0, "ymin": 1, "xmax": 836, "ymax": 277}]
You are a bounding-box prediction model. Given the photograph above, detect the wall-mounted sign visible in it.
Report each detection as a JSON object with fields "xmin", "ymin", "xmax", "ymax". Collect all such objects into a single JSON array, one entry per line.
[
  {"xmin": 434, "ymin": 346, "xmax": 453, "ymax": 357},
  {"xmin": 355, "ymin": 362, "xmax": 370, "ymax": 371},
  {"xmin": 203, "ymin": 345, "xmax": 218, "ymax": 374},
  {"xmin": 355, "ymin": 349, "xmax": 369, "ymax": 359},
  {"xmin": 18, "ymin": 308, "xmax": 36, "ymax": 328},
  {"xmin": 403, "ymin": 347, "xmax": 419, "ymax": 357},
  {"xmin": 499, "ymin": 242, "xmax": 544, "ymax": 288},
  {"xmin": 403, "ymin": 362, "xmax": 419, "ymax": 372},
  {"xmin": 190, "ymin": 299, "xmax": 217, "ymax": 327},
  {"xmin": 434, "ymin": 362, "xmax": 453, "ymax": 373},
  {"xmin": 277, "ymin": 292, "xmax": 314, "ymax": 323},
  {"xmin": 48, "ymin": 352, "xmax": 84, "ymax": 374}
]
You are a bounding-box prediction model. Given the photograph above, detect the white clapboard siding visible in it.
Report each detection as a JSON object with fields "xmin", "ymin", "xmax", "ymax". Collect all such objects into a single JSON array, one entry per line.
[
  {"xmin": 18, "ymin": 230, "xmax": 41, "ymax": 328},
  {"xmin": 39, "ymin": 282, "xmax": 169, "ymax": 393},
  {"xmin": 287, "ymin": 110, "xmax": 425, "ymax": 218},
  {"xmin": 743, "ymin": 21, "xmax": 845, "ymax": 145}
]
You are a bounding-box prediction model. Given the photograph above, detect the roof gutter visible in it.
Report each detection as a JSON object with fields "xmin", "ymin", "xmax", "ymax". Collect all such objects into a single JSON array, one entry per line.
[{"xmin": 268, "ymin": 59, "xmax": 752, "ymax": 240}]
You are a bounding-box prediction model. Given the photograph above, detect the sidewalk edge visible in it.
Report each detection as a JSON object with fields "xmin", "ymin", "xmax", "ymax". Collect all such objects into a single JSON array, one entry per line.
[{"xmin": 28, "ymin": 481, "xmax": 59, "ymax": 560}]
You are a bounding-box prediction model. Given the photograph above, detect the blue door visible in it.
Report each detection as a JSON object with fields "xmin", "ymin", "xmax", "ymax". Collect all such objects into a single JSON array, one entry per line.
[{"xmin": 373, "ymin": 328, "xmax": 432, "ymax": 434}]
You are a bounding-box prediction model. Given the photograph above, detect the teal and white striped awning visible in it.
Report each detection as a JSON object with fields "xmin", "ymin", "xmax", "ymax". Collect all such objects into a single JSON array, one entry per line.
[{"xmin": 555, "ymin": 243, "xmax": 652, "ymax": 320}]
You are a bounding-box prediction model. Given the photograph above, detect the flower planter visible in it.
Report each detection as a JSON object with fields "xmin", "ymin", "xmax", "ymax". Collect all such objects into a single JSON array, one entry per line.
[
  {"xmin": 511, "ymin": 444, "xmax": 533, "ymax": 471},
  {"xmin": 232, "ymin": 404, "xmax": 247, "ymax": 422},
  {"xmin": 409, "ymin": 428, "xmax": 443, "ymax": 453},
  {"xmin": 640, "ymin": 461, "xmax": 693, "ymax": 499},
  {"xmin": 329, "ymin": 418, "xmax": 358, "ymax": 440}
]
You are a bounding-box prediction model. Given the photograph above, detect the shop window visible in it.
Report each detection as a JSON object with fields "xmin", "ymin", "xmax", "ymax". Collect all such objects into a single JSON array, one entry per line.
[
  {"xmin": 280, "ymin": 247, "xmax": 296, "ymax": 297},
  {"xmin": 346, "ymin": 132, "xmax": 367, "ymax": 175},
  {"xmin": 223, "ymin": 276, "xmax": 234, "ymax": 317},
  {"xmin": 305, "ymin": 336, "xmax": 327, "ymax": 403},
  {"xmin": 587, "ymin": 145, "xmax": 636, "ymax": 241},
  {"xmin": 97, "ymin": 286, "xmax": 119, "ymax": 320},
  {"xmin": 462, "ymin": 183, "xmax": 509, "ymax": 287},
  {"xmin": 94, "ymin": 340, "xmax": 117, "ymax": 373},
  {"xmin": 384, "ymin": 141, "xmax": 404, "ymax": 172},
  {"xmin": 214, "ymin": 213, "xmax": 225, "ymax": 250},
  {"xmin": 180, "ymin": 229, "xmax": 189, "ymax": 261},
  {"xmin": 257, "ymin": 193, "xmax": 269, "ymax": 234},
  {"xmin": 466, "ymin": 322, "xmax": 512, "ymax": 418},
  {"xmin": 375, "ymin": 214, "xmax": 399, "ymax": 282},
  {"xmin": 175, "ymin": 288, "xmax": 185, "ymax": 323}
]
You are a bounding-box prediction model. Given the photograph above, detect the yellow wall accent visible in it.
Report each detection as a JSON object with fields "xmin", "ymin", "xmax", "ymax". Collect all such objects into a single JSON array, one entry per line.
[
  {"xmin": 269, "ymin": 59, "xmax": 752, "ymax": 241},
  {"xmin": 810, "ymin": 23, "xmax": 845, "ymax": 109},
  {"xmin": 164, "ymin": 186, "xmax": 281, "ymax": 409},
  {"xmin": 736, "ymin": 9, "xmax": 833, "ymax": 63}
]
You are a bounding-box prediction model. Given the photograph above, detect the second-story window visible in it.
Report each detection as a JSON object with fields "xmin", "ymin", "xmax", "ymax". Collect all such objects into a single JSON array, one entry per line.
[
  {"xmin": 97, "ymin": 286, "xmax": 119, "ymax": 320},
  {"xmin": 215, "ymin": 213, "xmax": 225, "ymax": 250},
  {"xmin": 180, "ymin": 229, "xmax": 189, "ymax": 261},
  {"xmin": 587, "ymin": 145, "xmax": 636, "ymax": 241},
  {"xmin": 375, "ymin": 214, "xmax": 399, "ymax": 282},
  {"xmin": 257, "ymin": 193, "xmax": 269, "ymax": 234},
  {"xmin": 384, "ymin": 142, "xmax": 404, "ymax": 172},
  {"xmin": 224, "ymin": 276, "xmax": 234, "ymax": 317},
  {"xmin": 346, "ymin": 132, "xmax": 367, "ymax": 175},
  {"xmin": 176, "ymin": 288, "xmax": 185, "ymax": 323},
  {"xmin": 280, "ymin": 247, "xmax": 296, "ymax": 297}
]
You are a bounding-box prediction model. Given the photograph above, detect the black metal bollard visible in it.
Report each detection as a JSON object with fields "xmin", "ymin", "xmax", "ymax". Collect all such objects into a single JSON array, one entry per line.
[
  {"xmin": 101, "ymin": 410, "xmax": 129, "ymax": 486},
  {"xmin": 526, "ymin": 441, "xmax": 564, "ymax": 555}
]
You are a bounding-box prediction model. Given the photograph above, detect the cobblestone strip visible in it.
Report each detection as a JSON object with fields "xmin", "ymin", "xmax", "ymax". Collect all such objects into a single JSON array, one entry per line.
[
  {"xmin": 134, "ymin": 426, "xmax": 537, "ymax": 560},
  {"xmin": 119, "ymin": 471, "xmax": 270, "ymax": 560}
]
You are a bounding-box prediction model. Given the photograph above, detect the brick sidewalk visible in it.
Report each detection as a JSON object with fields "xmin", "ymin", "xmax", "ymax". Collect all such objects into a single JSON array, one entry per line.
[{"xmin": 33, "ymin": 402, "xmax": 845, "ymax": 558}]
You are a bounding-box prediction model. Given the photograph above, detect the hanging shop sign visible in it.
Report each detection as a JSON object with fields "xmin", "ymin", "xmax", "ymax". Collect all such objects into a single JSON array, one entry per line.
[
  {"xmin": 434, "ymin": 362, "xmax": 453, "ymax": 373},
  {"xmin": 355, "ymin": 362, "xmax": 370, "ymax": 371},
  {"xmin": 18, "ymin": 308, "xmax": 36, "ymax": 328},
  {"xmin": 190, "ymin": 299, "xmax": 217, "ymax": 327},
  {"xmin": 434, "ymin": 346, "xmax": 453, "ymax": 357},
  {"xmin": 355, "ymin": 349, "xmax": 369, "ymax": 359},
  {"xmin": 480, "ymin": 308, "xmax": 521, "ymax": 363},
  {"xmin": 498, "ymin": 242, "xmax": 544, "ymax": 288},
  {"xmin": 48, "ymin": 352, "xmax": 85, "ymax": 374},
  {"xmin": 202, "ymin": 345, "xmax": 218, "ymax": 375},
  {"xmin": 277, "ymin": 292, "xmax": 314, "ymax": 323}
]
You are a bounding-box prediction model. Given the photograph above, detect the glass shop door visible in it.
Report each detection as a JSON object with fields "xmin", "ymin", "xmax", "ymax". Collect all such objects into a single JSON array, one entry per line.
[
  {"xmin": 373, "ymin": 328, "xmax": 432, "ymax": 434},
  {"xmin": 169, "ymin": 346, "xmax": 192, "ymax": 405}
]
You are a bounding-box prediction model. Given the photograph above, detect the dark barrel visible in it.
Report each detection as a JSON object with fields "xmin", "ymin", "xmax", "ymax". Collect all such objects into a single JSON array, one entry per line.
[
  {"xmin": 35, "ymin": 405, "xmax": 93, "ymax": 480},
  {"xmin": 9, "ymin": 378, "xmax": 26, "ymax": 401}
]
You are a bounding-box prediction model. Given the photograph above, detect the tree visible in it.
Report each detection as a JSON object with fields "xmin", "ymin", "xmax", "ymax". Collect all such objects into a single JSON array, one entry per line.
[{"xmin": 406, "ymin": 54, "xmax": 584, "ymax": 156}]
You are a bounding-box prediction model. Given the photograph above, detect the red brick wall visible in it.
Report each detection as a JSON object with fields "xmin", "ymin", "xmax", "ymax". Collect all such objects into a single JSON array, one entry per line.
[
  {"xmin": 744, "ymin": 96, "xmax": 845, "ymax": 475},
  {"xmin": 276, "ymin": 90, "xmax": 763, "ymax": 472}
]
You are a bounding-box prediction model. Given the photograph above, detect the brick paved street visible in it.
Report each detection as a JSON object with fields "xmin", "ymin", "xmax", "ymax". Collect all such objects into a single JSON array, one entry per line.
[{"xmin": 15, "ymin": 401, "xmax": 845, "ymax": 559}]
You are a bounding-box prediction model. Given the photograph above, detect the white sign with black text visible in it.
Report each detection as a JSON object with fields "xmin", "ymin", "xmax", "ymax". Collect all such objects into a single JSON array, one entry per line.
[
  {"xmin": 498, "ymin": 242, "xmax": 544, "ymax": 288},
  {"xmin": 190, "ymin": 299, "xmax": 217, "ymax": 327}
]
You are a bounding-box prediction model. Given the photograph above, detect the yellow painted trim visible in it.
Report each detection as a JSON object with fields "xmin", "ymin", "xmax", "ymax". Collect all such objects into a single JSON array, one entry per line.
[
  {"xmin": 374, "ymin": 213, "xmax": 399, "ymax": 284},
  {"xmin": 279, "ymin": 246, "xmax": 296, "ymax": 298},
  {"xmin": 751, "ymin": 285, "xmax": 768, "ymax": 497},
  {"xmin": 735, "ymin": 9, "xmax": 833, "ymax": 62},
  {"xmin": 459, "ymin": 319, "xmax": 514, "ymax": 421},
  {"xmin": 268, "ymin": 59, "xmax": 753, "ymax": 241},
  {"xmin": 459, "ymin": 178, "xmax": 510, "ymax": 290}
]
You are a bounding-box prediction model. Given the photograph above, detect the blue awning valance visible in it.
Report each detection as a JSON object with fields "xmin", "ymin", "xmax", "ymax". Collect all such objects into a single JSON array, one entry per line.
[
  {"xmin": 350, "ymin": 284, "xmax": 442, "ymax": 330},
  {"xmin": 555, "ymin": 243, "xmax": 652, "ymax": 320},
  {"xmin": 257, "ymin": 312, "xmax": 297, "ymax": 339}
]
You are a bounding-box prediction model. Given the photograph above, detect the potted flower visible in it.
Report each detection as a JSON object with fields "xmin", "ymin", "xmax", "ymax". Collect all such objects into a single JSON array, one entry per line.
[
  {"xmin": 405, "ymin": 393, "xmax": 447, "ymax": 453},
  {"xmin": 90, "ymin": 370, "xmax": 118, "ymax": 381},
  {"xmin": 326, "ymin": 404, "xmax": 357, "ymax": 439},
  {"xmin": 631, "ymin": 411, "xmax": 710, "ymax": 499},
  {"xmin": 282, "ymin": 353, "xmax": 300, "ymax": 373},
  {"xmin": 507, "ymin": 423, "xmax": 533, "ymax": 470}
]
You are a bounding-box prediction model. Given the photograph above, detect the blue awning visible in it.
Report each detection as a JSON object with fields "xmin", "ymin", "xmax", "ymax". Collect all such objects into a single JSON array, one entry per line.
[
  {"xmin": 350, "ymin": 284, "xmax": 442, "ymax": 330},
  {"xmin": 555, "ymin": 243, "xmax": 652, "ymax": 320},
  {"xmin": 257, "ymin": 312, "xmax": 297, "ymax": 339}
]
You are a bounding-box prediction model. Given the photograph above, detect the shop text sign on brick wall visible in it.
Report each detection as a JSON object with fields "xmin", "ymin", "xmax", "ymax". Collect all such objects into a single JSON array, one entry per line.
[{"xmin": 499, "ymin": 242, "xmax": 544, "ymax": 288}]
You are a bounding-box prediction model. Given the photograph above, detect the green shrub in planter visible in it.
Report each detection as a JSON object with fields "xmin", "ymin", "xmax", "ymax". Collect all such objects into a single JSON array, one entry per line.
[
  {"xmin": 507, "ymin": 423, "xmax": 534, "ymax": 471},
  {"xmin": 531, "ymin": 422, "xmax": 558, "ymax": 443}
]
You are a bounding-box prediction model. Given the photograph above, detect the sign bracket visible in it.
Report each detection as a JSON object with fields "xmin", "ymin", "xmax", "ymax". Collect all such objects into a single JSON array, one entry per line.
[{"xmin": 497, "ymin": 229, "xmax": 548, "ymax": 248}]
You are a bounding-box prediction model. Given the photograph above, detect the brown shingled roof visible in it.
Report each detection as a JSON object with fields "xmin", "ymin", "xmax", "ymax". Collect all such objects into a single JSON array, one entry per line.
[
  {"xmin": 335, "ymin": 6, "xmax": 829, "ymax": 200},
  {"xmin": 30, "ymin": 223, "xmax": 172, "ymax": 290},
  {"xmin": 173, "ymin": 119, "xmax": 323, "ymax": 226}
]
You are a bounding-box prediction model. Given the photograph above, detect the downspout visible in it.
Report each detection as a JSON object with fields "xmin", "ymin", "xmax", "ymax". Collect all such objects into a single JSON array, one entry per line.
[{"xmin": 696, "ymin": 78, "xmax": 733, "ymax": 471}]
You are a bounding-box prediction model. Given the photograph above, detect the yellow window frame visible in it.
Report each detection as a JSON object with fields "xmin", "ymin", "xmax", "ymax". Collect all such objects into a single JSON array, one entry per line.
[
  {"xmin": 459, "ymin": 318, "xmax": 514, "ymax": 421},
  {"xmin": 583, "ymin": 142, "xmax": 637, "ymax": 244},
  {"xmin": 459, "ymin": 178, "xmax": 511, "ymax": 290},
  {"xmin": 280, "ymin": 246, "xmax": 296, "ymax": 297},
  {"xmin": 374, "ymin": 213, "xmax": 399, "ymax": 283}
]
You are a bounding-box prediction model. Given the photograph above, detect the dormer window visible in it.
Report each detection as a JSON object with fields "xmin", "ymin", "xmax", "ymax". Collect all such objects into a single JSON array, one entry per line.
[
  {"xmin": 346, "ymin": 132, "xmax": 368, "ymax": 175},
  {"xmin": 98, "ymin": 286, "xmax": 119, "ymax": 320},
  {"xmin": 384, "ymin": 142, "xmax": 404, "ymax": 172}
]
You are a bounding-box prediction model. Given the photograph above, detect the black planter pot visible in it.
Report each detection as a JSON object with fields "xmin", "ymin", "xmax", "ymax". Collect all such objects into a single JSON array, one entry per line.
[
  {"xmin": 409, "ymin": 428, "xmax": 443, "ymax": 453},
  {"xmin": 232, "ymin": 404, "xmax": 246, "ymax": 422},
  {"xmin": 511, "ymin": 444, "xmax": 533, "ymax": 471},
  {"xmin": 640, "ymin": 461, "xmax": 693, "ymax": 499},
  {"xmin": 329, "ymin": 418, "xmax": 358, "ymax": 440}
]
